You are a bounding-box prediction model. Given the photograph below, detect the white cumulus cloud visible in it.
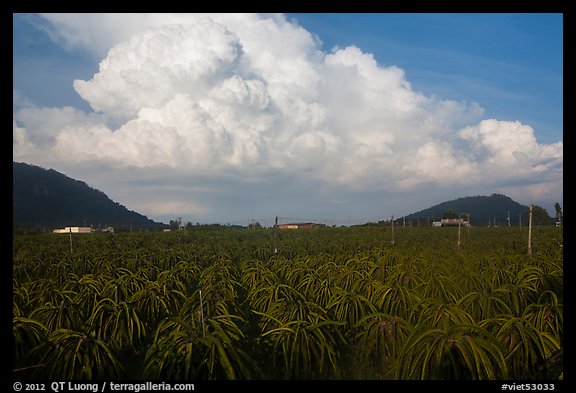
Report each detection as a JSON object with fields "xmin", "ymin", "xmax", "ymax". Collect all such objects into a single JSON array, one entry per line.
[
  {"xmin": 459, "ymin": 119, "xmax": 563, "ymax": 173},
  {"xmin": 13, "ymin": 13, "xmax": 562, "ymax": 223}
]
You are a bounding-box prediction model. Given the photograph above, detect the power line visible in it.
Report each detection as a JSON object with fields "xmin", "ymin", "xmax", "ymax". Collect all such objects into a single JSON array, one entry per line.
[{"xmin": 203, "ymin": 214, "xmax": 404, "ymax": 227}]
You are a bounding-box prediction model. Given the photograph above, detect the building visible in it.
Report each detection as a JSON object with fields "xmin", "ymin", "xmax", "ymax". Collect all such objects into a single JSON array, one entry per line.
[
  {"xmin": 277, "ymin": 222, "xmax": 319, "ymax": 229},
  {"xmin": 432, "ymin": 218, "xmax": 470, "ymax": 227},
  {"xmin": 53, "ymin": 226, "xmax": 92, "ymax": 234}
]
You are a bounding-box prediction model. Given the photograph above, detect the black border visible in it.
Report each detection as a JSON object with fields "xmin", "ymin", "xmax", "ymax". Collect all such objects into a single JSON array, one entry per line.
[{"xmin": 7, "ymin": 1, "xmax": 573, "ymax": 391}]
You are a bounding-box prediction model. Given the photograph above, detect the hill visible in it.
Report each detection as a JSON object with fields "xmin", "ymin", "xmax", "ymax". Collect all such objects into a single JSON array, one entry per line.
[
  {"xmin": 402, "ymin": 194, "xmax": 555, "ymax": 227},
  {"xmin": 13, "ymin": 161, "xmax": 165, "ymax": 231}
]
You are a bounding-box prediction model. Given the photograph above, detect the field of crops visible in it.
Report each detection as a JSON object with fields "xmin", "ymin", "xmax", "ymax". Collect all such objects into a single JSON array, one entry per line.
[{"xmin": 13, "ymin": 225, "xmax": 563, "ymax": 380}]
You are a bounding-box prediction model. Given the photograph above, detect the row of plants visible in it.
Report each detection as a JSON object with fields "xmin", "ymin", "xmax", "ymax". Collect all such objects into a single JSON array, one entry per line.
[{"xmin": 13, "ymin": 226, "xmax": 563, "ymax": 379}]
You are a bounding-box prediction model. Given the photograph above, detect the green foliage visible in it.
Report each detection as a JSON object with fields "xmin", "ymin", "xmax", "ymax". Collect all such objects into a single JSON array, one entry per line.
[
  {"xmin": 13, "ymin": 226, "xmax": 562, "ymax": 380},
  {"xmin": 395, "ymin": 324, "xmax": 509, "ymax": 379},
  {"xmin": 32, "ymin": 328, "xmax": 123, "ymax": 379}
]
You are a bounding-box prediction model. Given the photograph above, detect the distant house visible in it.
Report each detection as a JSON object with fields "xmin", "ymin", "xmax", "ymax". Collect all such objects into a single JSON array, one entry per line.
[
  {"xmin": 248, "ymin": 221, "xmax": 262, "ymax": 229},
  {"xmin": 53, "ymin": 226, "xmax": 92, "ymax": 234},
  {"xmin": 278, "ymin": 222, "xmax": 319, "ymax": 229},
  {"xmin": 432, "ymin": 218, "xmax": 470, "ymax": 227}
]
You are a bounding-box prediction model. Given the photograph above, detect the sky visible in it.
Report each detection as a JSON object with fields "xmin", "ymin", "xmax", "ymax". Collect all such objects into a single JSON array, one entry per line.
[{"xmin": 12, "ymin": 13, "xmax": 563, "ymax": 226}]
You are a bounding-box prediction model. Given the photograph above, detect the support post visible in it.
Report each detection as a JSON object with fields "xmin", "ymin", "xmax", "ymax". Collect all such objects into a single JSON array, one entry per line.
[{"xmin": 528, "ymin": 205, "xmax": 533, "ymax": 256}]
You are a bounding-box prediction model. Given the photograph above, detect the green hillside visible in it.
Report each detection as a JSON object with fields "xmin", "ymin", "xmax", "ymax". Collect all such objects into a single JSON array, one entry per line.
[
  {"xmin": 402, "ymin": 194, "xmax": 555, "ymax": 226},
  {"xmin": 13, "ymin": 161, "xmax": 164, "ymax": 231}
]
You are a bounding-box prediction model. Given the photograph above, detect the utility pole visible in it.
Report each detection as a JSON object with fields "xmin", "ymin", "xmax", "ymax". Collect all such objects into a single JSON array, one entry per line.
[
  {"xmin": 390, "ymin": 215, "xmax": 395, "ymax": 245},
  {"xmin": 528, "ymin": 205, "xmax": 533, "ymax": 256},
  {"xmin": 274, "ymin": 216, "xmax": 279, "ymax": 254},
  {"xmin": 507, "ymin": 211, "xmax": 511, "ymax": 227},
  {"xmin": 457, "ymin": 213, "xmax": 468, "ymax": 251},
  {"xmin": 69, "ymin": 227, "xmax": 73, "ymax": 254},
  {"xmin": 457, "ymin": 219, "xmax": 461, "ymax": 252}
]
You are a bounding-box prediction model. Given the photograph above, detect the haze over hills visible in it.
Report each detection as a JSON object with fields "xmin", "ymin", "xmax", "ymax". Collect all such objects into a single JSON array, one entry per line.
[
  {"xmin": 13, "ymin": 161, "xmax": 164, "ymax": 231},
  {"xmin": 13, "ymin": 161, "xmax": 557, "ymax": 231},
  {"xmin": 402, "ymin": 194, "xmax": 555, "ymax": 227}
]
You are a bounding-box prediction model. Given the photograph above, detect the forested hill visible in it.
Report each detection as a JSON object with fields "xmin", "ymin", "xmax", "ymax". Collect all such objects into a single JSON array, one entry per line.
[
  {"xmin": 403, "ymin": 194, "xmax": 555, "ymax": 226},
  {"xmin": 13, "ymin": 161, "xmax": 164, "ymax": 231}
]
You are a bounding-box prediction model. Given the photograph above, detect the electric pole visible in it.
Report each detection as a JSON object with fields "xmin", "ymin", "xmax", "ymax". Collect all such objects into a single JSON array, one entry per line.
[
  {"xmin": 274, "ymin": 216, "xmax": 279, "ymax": 254},
  {"xmin": 528, "ymin": 205, "xmax": 533, "ymax": 256},
  {"xmin": 457, "ymin": 219, "xmax": 461, "ymax": 252}
]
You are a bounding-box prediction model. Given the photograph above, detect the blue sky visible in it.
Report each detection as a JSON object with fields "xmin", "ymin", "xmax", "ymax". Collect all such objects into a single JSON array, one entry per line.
[
  {"xmin": 287, "ymin": 13, "xmax": 563, "ymax": 143},
  {"xmin": 13, "ymin": 14, "xmax": 97, "ymax": 112},
  {"xmin": 13, "ymin": 13, "xmax": 563, "ymax": 226}
]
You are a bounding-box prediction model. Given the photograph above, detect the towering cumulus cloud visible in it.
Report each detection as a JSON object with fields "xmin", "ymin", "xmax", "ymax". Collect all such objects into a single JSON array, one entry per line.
[{"xmin": 13, "ymin": 13, "xmax": 562, "ymax": 221}]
